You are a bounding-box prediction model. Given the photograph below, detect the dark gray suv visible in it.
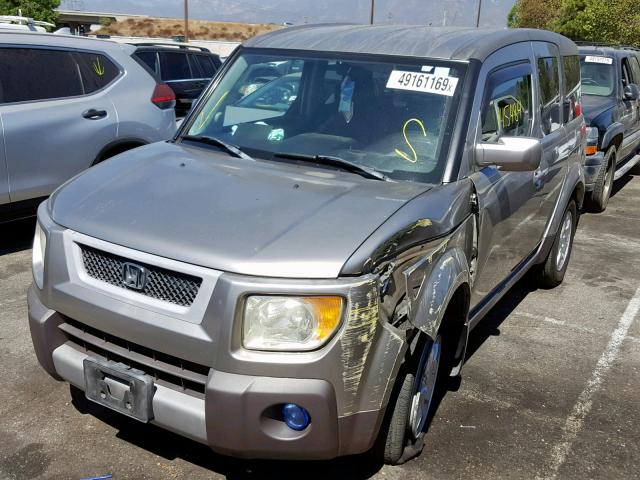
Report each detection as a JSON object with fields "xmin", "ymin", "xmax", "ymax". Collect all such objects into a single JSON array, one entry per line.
[{"xmin": 28, "ymin": 25, "xmax": 585, "ymax": 464}]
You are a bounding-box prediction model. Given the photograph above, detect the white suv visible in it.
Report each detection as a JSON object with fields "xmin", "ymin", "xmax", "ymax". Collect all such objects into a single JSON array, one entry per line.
[{"xmin": 0, "ymin": 32, "xmax": 176, "ymax": 219}]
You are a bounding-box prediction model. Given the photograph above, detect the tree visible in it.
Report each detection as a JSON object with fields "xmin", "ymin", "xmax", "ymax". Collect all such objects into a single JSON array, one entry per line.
[
  {"xmin": 508, "ymin": 0, "xmax": 561, "ymax": 30},
  {"xmin": 509, "ymin": 0, "xmax": 640, "ymax": 47},
  {"xmin": 0, "ymin": 0, "xmax": 61, "ymax": 25}
]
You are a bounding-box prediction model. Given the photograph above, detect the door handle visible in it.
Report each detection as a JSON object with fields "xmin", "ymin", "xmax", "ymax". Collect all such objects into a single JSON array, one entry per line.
[{"xmin": 82, "ymin": 109, "xmax": 108, "ymax": 120}]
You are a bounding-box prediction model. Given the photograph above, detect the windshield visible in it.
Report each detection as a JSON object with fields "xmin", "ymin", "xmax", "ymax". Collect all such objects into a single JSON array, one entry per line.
[
  {"xmin": 580, "ymin": 56, "xmax": 615, "ymax": 96},
  {"xmin": 184, "ymin": 51, "xmax": 466, "ymax": 183}
]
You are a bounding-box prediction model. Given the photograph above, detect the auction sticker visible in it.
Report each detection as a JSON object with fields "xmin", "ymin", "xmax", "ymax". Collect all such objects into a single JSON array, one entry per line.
[
  {"xmin": 585, "ymin": 56, "xmax": 613, "ymax": 65},
  {"xmin": 387, "ymin": 70, "xmax": 459, "ymax": 96}
]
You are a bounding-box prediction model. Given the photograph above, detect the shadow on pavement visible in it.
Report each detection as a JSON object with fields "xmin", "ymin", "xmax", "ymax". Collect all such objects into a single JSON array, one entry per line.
[
  {"xmin": 70, "ymin": 386, "xmax": 382, "ymax": 479},
  {"xmin": 610, "ymin": 172, "xmax": 636, "ymax": 199},
  {"xmin": 0, "ymin": 217, "xmax": 36, "ymax": 256},
  {"xmin": 464, "ymin": 275, "xmax": 537, "ymax": 363}
]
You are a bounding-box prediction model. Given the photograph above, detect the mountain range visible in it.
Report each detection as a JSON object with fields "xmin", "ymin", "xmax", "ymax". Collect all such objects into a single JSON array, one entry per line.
[{"xmin": 60, "ymin": 0, "xmax": 516, "ymax": 27}]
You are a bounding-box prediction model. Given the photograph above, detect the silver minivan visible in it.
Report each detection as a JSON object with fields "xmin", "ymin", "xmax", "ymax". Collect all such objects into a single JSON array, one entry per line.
[
  {"xmin": 0, "ymin": 32, "xmax": 176, "ymax": 218},
  {"xmin": 29, "ymin": 25, "xmax": 585, "ymax": 465}
]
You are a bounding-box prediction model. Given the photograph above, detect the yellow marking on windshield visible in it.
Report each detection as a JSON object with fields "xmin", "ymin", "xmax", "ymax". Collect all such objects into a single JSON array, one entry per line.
[
  {"xmin": 92, "ymin": 57, "xmax": 105, "ymax": 76},
  {"xmin": 499, "ymin": 99, "xmax": 524, "ymax": 129},
  {"xmin": 395, "ymin": 118, "xmax": 427, "ymax": 163},
  {"xmin": 196, "ymin": 90, "xmax": 229, "ymax": 130}
]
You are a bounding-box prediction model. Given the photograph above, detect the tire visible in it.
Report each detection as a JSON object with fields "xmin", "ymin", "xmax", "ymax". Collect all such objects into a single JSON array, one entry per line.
[
  {"xmin": 587, "ymin": 146, "xmax": 615, "ymax": 213},
  {"xmin": 382, "ymin": 334, "xmax": 443, "ymax": 465},
  {"xmin": 631, "ymin": 153, "xmax": 640, "ymax": 175},
  {"xmin": 539, "ymin": 200, "xmax": 577, "ymax": 289}
]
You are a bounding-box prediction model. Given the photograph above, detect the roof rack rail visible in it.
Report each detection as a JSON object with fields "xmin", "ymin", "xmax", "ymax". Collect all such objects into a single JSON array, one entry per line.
[
  {"xmin": 575, "ymin": 41, "xmax": 640, "ymax": 51},
  {"xmin": 128, "ymin": 41, "xmax": 211, "ymax": 52},
  {"xmin": 575, "ymin": 41, "xmax": 618, "ymax": 47}
]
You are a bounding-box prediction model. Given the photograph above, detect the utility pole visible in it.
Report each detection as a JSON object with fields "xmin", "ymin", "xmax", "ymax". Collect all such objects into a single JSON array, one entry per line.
[
  {"xmin": 475, "ymin": 0, "xmax": 482, "ymax": 27},
  {"xmin": 370, "ymin": 0, "xmax": 375, "ymax": 25},
  {"xmin": 184, "ymin": 0, "xmax": 189, "ymax": 42}
]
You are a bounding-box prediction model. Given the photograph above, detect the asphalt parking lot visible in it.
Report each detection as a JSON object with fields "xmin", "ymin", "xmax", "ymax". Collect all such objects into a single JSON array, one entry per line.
[{"xmin": 1, "ymin": 173, "xmax": 639, "ymax": 480}]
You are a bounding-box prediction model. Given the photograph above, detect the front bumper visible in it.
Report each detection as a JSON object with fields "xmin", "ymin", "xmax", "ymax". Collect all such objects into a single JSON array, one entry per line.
[
  {"xmin": 28, "ymin": 206, "xmax": 406, "ymax": 459},
  {"xmin": 584, "ymin": 151, "xmax": 605, "ymax": 191}
]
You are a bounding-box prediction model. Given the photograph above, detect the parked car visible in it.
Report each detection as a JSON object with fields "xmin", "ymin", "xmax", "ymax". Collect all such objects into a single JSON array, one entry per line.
[
  {"xmin": 132, "ymin": 42, "xmax": 222, "ymax": 117},
  {"xmin": 0, "ymin": 32, "xmax": 176, "ymax": 221},
  {"xmin": 29, "ymin": 26, "xmax": 585, "ymax": 465},
  {"xmin": 578, "ymin": 44, "xmax": 640, "ymax": 211}
]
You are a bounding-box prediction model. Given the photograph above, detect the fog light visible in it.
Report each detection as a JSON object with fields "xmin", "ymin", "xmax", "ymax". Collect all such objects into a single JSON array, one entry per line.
[{"xmin": 282, "ymin": 403, "xmax": 310, "ymax": 431}]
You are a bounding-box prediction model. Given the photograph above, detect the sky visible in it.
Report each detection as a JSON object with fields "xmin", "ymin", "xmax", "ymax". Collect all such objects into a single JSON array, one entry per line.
[{"xmin": 59, "ymin": 0, "xmax": 517, "ymax": 27}]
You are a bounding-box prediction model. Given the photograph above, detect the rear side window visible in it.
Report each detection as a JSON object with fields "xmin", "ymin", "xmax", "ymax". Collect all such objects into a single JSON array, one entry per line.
[
  {"xmin": 622, "ymin": 58, "xmax": 633, "ymax": 87},
  {"xmin": 0, "ymin": 48, "xmax": 82, "ymax": 103},
  {"xmin": 74, "ymin": 52, "xmax": 120, "ymax": 94},
  {"xmin": 628, "ymin": 56, "xmax": 640, "ymax": 85},
  {"xmin": 194, "ymin": 54, "xmax": 217, "ymax": 78},
  {"xmin": 537, "ymin": 56, "xmax": 561, "ymax": 135},
  {"xmin": 159, "ymin": 52, "xmax": 192, "ymax": 80},
  {"xmin": 563, "ymin": 55, "xmax": 581, "ymax": 123},
  {"xmin": 481, "ymin": 66, "xmax": 534, "ymax": 141}
]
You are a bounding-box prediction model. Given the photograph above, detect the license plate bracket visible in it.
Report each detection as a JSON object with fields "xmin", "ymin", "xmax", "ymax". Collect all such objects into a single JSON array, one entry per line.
[{"xmin": 83, "ymin": 358, "xmax": 154, "ymax": 423}]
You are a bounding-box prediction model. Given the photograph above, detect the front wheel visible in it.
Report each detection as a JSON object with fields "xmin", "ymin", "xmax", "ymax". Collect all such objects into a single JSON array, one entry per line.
[
  {"xmin": 382, "ymin": 334, "xmax": 443, "ymax": 465},
  {"xmin": 539, "ymin": 200, "xmax": 577, "ymax": 288}
]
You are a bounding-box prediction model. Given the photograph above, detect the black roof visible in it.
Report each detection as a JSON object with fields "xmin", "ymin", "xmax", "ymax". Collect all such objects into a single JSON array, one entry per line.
[{"xmin": 244, "ymin": 24, "xmax": 577, "ymax": 61}]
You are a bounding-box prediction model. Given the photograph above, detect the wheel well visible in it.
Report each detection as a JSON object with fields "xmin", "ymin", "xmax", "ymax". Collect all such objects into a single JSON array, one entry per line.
[
  {"xmin": 94, "ymin": 141, "xmax": 147, "ymax": 165},
  {"xmin": 608, "ymin": 134, "xmax": 623, "ymax": 156},
  {"xmin": 573, "ymin": 181, "xmax": 586, "ymax": 211},
  {"xmin": 440, "ymin": 284, "xmax": 470, "ymax": 372}
]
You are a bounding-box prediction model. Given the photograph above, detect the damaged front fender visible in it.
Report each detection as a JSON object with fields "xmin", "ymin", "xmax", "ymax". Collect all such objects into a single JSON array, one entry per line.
[{"xmin": 402, "ymin": 218, "xmax": 473, "ymax": 339}]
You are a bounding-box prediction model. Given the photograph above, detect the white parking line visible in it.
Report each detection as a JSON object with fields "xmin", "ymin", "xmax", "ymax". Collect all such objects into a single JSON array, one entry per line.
[
  {"xmin": 536, "ymin": 286, "xmax": 640, "ymax": 480},
  {"xmin": 514, "ymin": 311, "xmax": 597, "ymax": 334}
]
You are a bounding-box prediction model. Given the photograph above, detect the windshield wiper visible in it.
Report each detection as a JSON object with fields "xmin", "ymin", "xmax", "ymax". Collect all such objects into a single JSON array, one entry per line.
[
  {"xmin": 181, "ymin": 135, "xmax": 254, "ymax": 161},
  {"xmin": 273, "ymin": 152, "xmax": 390, "ymax": 181}
]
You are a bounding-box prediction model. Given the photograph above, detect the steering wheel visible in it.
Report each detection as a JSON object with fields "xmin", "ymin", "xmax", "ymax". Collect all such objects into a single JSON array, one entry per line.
[{"xmin": 582, "ymin": 78, "xmax": 598, "ymax": 86}]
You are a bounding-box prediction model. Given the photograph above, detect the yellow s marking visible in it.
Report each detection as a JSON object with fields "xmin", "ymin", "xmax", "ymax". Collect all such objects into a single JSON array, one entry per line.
[
  {"xmin": 92, "ymin": 57, "xmax": 105, "ymax": 76},
  {"xmin": 395, "ymin": 118, "xmax": 427, "ymax": 163}
]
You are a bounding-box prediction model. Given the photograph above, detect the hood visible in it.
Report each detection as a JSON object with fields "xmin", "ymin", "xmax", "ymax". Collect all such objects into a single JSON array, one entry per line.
[
  {"xmin": 582, "ymin": 94, "xmax": 616, "ymax": 125},
  {"xmin": 50, "ymin": 142, "xmax": 430, "ymax": 278}
]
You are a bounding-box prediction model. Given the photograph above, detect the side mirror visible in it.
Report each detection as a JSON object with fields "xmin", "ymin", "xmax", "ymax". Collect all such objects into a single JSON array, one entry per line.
[
  {"xmin": 476, "ymin": 137, "xmax": 542, "ymax": 172},
  {"xmin": 624, "ymin": 83, "xmax": 639, "ymax": 101}
]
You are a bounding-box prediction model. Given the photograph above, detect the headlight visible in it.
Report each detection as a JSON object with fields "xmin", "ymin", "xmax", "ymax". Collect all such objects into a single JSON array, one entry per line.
[
  {"xmin": 586, "ymin": 126, "xmax": 599, "ymax": 143},
  {"xmin": 32, "ymin": 222, "xmax": 47, "ymax": 289},
  {"xmin": 243, "ymin": 296, "xmax": 343, "ymax": 351}
]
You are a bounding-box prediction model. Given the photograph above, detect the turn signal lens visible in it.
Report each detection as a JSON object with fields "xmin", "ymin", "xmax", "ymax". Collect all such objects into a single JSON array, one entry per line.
[
  {"xmin": 32, "ymin": 222, "xmax": 47, "ymax": 289},
  {"xmin": 243, "ymin": 296, "xmax": 343, "ymax": 351},
  {"xmin": 585, "ymin": 145, "xmax": 598, "ymax": 155}
]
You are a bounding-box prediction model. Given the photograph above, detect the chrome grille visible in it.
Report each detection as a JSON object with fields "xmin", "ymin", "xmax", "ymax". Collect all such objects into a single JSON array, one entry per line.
[{"xmin": 80, "ymin": 244, "xmax": 202, "ymax": 307}]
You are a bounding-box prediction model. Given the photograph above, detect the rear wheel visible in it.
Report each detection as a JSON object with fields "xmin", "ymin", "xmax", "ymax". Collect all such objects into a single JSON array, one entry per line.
[
  {"xmin": 587, "ymin": 146, "xmax": 615, "ymax": 213},
  {"xmin": 539, "ymin": 200, "xmax": 577, "ymax": 288},
  {"xmin": 382, "ymin": 334, "xmax": 443, "ymax": 465}
]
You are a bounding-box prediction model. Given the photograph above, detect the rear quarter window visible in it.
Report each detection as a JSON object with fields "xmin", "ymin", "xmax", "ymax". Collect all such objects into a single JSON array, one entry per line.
[
  {"xmin": 74, "ymin": 52, "xmax": 121, "ymax": 93},
  {"xmin": 135, "ymin": 51, "xmax": 158, "ymax": 74},
  {"xmin": 0, "ymin": 48, "xmax": 83, "ymax": 103}
]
